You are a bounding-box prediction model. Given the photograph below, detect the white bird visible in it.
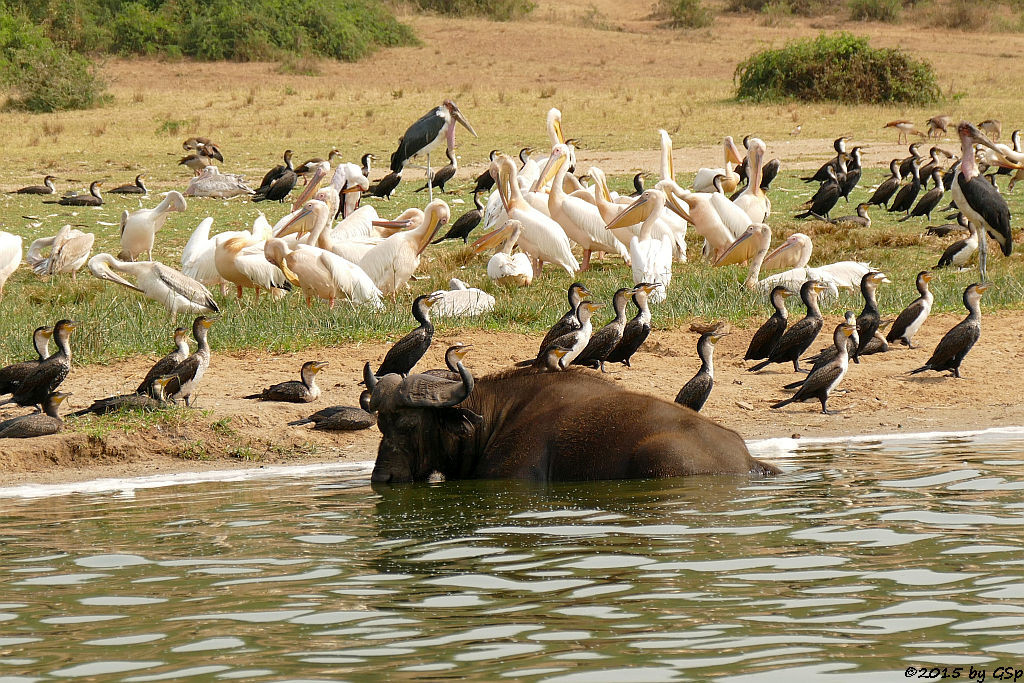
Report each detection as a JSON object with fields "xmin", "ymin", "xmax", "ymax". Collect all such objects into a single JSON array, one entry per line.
[
  {"xmin": 494, "ymin": 155, "xmax": 578, "ymax": 275},
  {"xmin": 88, "ymin": 253, "xmax": 219, "ymax": 316},
  {"xmin": 693, "ymin": 136, "xmax": 744, "ymax": 193},
  {"xmin": 471, "ymin": 219, "xmax": 534, "ymax": 287},
  {"xmin": 119, "ymin": 191, "xmax": 188, "ymax": 262},
  {"xmin": 708, "ymin": 175, "xmax": 753, "ymax": 239},
  {"xmin": 184, "ymin": 166, "xmax": 253, "ymax": 198},
  {"xmin": 263, "ymin": 237, "xmax": 383, "ymax": 309},
  {"xmin": 606, "ymin": 189, "xmax": 683, "ymax": 303},
  {"xmin": 330, "ymin": 163, "xmax": 370, "ymax": 219},
  {"xmin": 545, "ymin": 145, "xmax": 629, "ymax": 270},
  {"xmin": 761, "ymin": 232, "xmax": 872, "ymax": 294},
  {"xmin": 733, "ymin": 138, "xmax": 771, "ymax": 223},
  {"xmin": 0, "ymin": 231, "xmax": 21, "ymax": 298},
  {"xmin": 359, "ymin": 199, "xmax": 450, "ymax": 297},
  {"xmin": 430, "ymin": 278, "xmax": 496, "ymax": 318},
  {"xmin": 25, "ymin": 224, "xmax": 94, "ymax": 280},
  {"xmin": 214, "ymin": 234, "xmax": 291, "ymax": 301},
  {"xmin": 656, "ymin": 180, "xmax": 734, "ymax": 261}
]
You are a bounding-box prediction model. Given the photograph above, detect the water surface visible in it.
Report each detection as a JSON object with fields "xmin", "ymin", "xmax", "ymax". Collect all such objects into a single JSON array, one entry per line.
[{"xmin": 3, "ymin": 431, "xmax": 1024, "ymax": 680}]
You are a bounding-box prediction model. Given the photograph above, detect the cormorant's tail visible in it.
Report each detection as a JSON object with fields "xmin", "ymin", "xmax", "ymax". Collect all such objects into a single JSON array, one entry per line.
[
  {"xmin": 909, "ymin": 365, "xmax": 929, "ymax": 375},
  {"xmin": 771, "ymin": 397, "xmax": 795, "ymax": 410},
  {"xmin": 748, "ymin": 359, "xmax": 772, "ymax": 372}
]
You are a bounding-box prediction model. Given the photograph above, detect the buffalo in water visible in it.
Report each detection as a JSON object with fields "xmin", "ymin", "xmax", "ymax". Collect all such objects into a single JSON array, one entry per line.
[{"xmin": 362, "ymin": 363, "xmax": 778, "ymax": 483}]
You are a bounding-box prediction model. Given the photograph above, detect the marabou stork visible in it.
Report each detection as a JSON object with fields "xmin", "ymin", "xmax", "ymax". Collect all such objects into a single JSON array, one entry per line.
[
  {"xmin": 389, "ymin": 100, "xmax": 477, "ymax": 200},
  {"xmin": 952, "ymin": 121, "xmax": 1017, "ymax": 279}
]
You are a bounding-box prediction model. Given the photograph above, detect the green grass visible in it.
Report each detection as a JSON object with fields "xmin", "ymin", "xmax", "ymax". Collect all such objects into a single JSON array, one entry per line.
[
  {"xmin": 69, "ymin": 404, "xmax": 205, "ymax": 439},
  {"xmin": 0, "ymin": 166, "xmax": 1021, "ymax": 367}
]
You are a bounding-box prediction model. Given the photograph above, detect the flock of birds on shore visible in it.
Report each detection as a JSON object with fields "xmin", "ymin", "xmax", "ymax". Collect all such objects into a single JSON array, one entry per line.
[{"xmin": 0, "ymin": 103, "xmax": 1017, "ymax": 439}]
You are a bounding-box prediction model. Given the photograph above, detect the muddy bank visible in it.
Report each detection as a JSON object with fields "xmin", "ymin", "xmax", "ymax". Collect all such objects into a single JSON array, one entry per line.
[{"xmin": 2, "ymin": 310, "xmax": 1023, "ymax": 488}]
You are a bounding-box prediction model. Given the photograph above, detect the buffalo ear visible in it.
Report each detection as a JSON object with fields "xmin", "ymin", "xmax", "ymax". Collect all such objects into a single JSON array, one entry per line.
[{"xmin": 359, "ymin": 389, "xmax": 372, "ymax": 412}]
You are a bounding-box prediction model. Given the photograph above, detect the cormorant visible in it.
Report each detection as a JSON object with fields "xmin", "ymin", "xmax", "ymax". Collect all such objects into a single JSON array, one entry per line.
[
  {"xmin": 887, "ymin": 271, "xmax": 933, "ymax": 349},
  {"xmin": 0, "ymin": 392, "xmax": 70, "ymax": 438},
  {"xmin": 573, "ymin": 287, "xmax": 635, "ymax": 372},
  {"xmin": 109, "ymin": 174, "xmax": 147, "ymax": 195},
  {"xmin": 606, "ymin": 283, "xmax": 659, "ymax": 368},
  {"xmin": 244, "ymin": 360, "xmax": 328, "ymax": 402},
  {"xmin": 0, "ymin": 319, "xmax": 76, "ymax": 410},
  {"xmin": 772, "ymin": 321, "xmax": 855, "ymax": 414},
  {"xmin": 745, "ymin": 286, "xmax": 790, "ymax": 361},
  {"xmin": 865, "ymin": 159, "xmax": 902, "ymax": 209},
  {"xmin": 156, "ymin": 316, "xmax": 214, "ymax": 406},
  {"xmin": 432, "ymin": 190, "xmax": 484, "ymax": 244},
  {"xmin": 15, "ymin": 175, "xmax": 56, "ymax": 195},
  {"xmin": 748, "ymin": 281, "xmax": 826, "ymax": 373},
  {"xmin": 136, "ymin": 327, "xmax": 190, "ymax": 397},
  {"xmin": 675, "ymin": 327, "xmax": 727, "ymax": 412},
  {"xmin": 855, "ymin": 271, "xmax": 889, "ymax": 357},
  {"xmin": 911, "ymin": 283, "xmax": 988, "ymax": 378},
  {"xmin": 0, "ymin": 326, "xmax": 52, "ymax": 395},
  {"xmin": 376, "ymin": 293, "xmax": 442, "ymax": 377},
  {"xmin": 55, "ymin": 181, "xmax": 102, "ymax": 207}
]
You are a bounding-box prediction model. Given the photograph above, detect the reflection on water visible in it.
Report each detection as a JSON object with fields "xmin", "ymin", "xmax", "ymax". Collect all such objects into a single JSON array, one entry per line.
[{"xmin": 3, "ymin": 433, "xmax": 1024, "ymax": 680}]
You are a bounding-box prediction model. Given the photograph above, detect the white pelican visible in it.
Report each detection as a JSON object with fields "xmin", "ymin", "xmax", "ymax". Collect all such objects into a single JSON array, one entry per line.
[
  {"xmin": 264, "ymin": 237, "xmax": 383, "ymax": 309},
  {"xmin": 709, "ymin": 175, "xmax": 753, "ymax": 239},
  {"xmin": 119, "ymin": 191, "xmax": 188, "ymax": 262},
  {"xmin": 733, "ymin": 138, "xmax": 771, "ymax": 223},
  {"xmin": 494, "ymin": 155, "xmax": 578, "ymax": 275},
  {"xmin": 182, "ymin": 214, "xmax": 273, "ymax": 293},
  {"xmin": 0, "ymin": 231, "xmax": 21, "ymax": 298},
  {"xmin": 694, "ymin": 137, "xmax": 744, "ymax": 193},
  {"xmin": 606, "ymin": 189, "xmax": 684, "ymax": 303},
  {"xmin": 88, "ymin": 253, "xmax": 219, "ymax": 316},
  {"xmin": 26, "ymin": 225, "xmax": 94, "ymax": 280},
  {"xmin": 430, "ymin": 278, "xmax": 496, "ymax": 317},
  {"xmin": 359, "ymin": 199, "xmax": 449, "ymax": 297},
  {"xmin": 546, "ymin": 145, "xmax": 628, "ymax": 270},
  {"xmin": 472, "ymin": 219, "xmax": 533, "ymax": 287},
  {"xmin": 331, "ymin": 205, "xmax": 417, "ymax": 242},
  {"xmin": 184, "ymin": 166, "xmax": 253, "ymax": 198},
  {"xmin": 656, "ymin": 180, "xmax": 733, "ymax": 260},
  {"xmin": 214, "ymin": 235, "xmax": 291, "ymax": 301},
  {"xmin": 762, "ymin": 232, "xmax": 872, "ymax": 293}
]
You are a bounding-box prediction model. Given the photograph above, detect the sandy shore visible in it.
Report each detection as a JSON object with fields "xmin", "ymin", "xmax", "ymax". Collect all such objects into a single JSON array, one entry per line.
[{"xmin": 1, "ymin": 308, "xmax": 1022, "ymax": 488}]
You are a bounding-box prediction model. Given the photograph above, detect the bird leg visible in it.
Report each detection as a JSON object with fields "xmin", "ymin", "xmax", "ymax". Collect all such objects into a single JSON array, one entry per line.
[
  {"xmin": 580, "ymin": 249, "xmax": 592, "ymax": 272},
  {"xmin": 793, "ymin": 359, "xmax": 807, "ymax": 373},
  {"xmin": 977, "ymin": 224, "xmax": 989, "ymax": 281},
  {"xmin": 426, "ymin": 151, "xmax": 433, "ymax": 202}
]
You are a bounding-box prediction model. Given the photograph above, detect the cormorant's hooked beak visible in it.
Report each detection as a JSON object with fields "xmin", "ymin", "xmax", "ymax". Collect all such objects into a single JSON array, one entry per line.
[
  {"xmin": 840, "ymin": 324, "xmax": 855, "ymax": 337},
  {"xmin": 605, "ymin": 192, "xmax": 651, "ymax": 231},
  {"xmin": 874, "ymin": 272, "xmax": 892, "ymax": 284},
  {"xmin": 425, "ymin": 292, "xmax": 445, "ymax": 307},
  {"xmin": 311, "ymin": 361, "xmax": 329, "ymax": 373},
  {"xmin": 976, "ymin": 283, "xmax": 991, "ymax": 295}
]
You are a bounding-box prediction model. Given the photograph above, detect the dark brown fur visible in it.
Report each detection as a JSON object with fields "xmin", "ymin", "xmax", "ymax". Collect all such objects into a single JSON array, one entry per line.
[{"xmin": 370, "ymin": 367, "xmax": 777, "ymax": 483}]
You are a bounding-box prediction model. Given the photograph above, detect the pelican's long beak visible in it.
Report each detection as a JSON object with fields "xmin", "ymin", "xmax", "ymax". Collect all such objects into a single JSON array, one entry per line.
[
  {"xmin": 417, "ymin": 204, "xmax": 448, "ymax": 255},
  {"xmin": 291, "ymin": 164, "xmax": 328, "ymax": 211},
  {"xmin": 715, "ymin": 226, "xmax": 762, "ymax": 267},
  {"xmin": 606, "ymin": 193, "xmax": 651, "ymax": 231},
  {"xmin": 662, "ymin": 190, "xmax": 690, "ymax": 221},
  {"xmin": 531, "ymin": 148, "xmax": 565, "ymax": 193},
  {"xmin": 454, "ymin": 107, "xmax": 478, "ymax": 138},
  {"xmin": 97, "ymin": 265, "xmax": 143, "ymax": 292},
  {"xmin": 277, "ymin": 206, "xmax": 314, "ymax": 238},
  {"xmin": 659, "ymin": 129, "xmax": 674, "ymax": 181},
  {"xmin": 725, "ymin": 136, "xmax": 744, "ymax": 165},
  {"xmin": 470, "ymin": 223, "xmax": 512, "ymax": 254},
  {"xmin": 969, "ymin": 126, "xmax": 1024, "ymax": 169},
  {"xmin": 762, "ymin": 235, "xmax": 800, "ymax": 270}
]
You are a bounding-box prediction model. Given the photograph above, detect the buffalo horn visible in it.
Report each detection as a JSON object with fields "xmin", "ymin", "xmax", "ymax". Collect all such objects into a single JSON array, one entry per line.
[
  {"xmin": 363, "ymin": 362, "xmax": 377, "ymax": 392},
  {"xmin": 398, "ymin": 362, "xmax": 474, "ymax": 408}
]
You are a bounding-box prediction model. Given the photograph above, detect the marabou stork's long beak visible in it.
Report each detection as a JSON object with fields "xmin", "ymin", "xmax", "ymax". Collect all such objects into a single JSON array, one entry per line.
[{"xmin": 453, "ymin": 105, "xmax": 478, "ymax": 138}]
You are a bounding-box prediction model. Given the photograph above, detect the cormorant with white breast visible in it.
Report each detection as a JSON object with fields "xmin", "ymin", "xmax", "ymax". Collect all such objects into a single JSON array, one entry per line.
[
  {"xmin": 773, "ymin": 320, "xmax": 856, "ymax": 414},
  {"xmin": 375, "ymin": 293, "xmax": 443, "ymax": 377},
  {"xmin": 675, "ymin": 325, "xmax": 727, "ymax": 412},
  {"xmin": 15, "ymin": 175, "xmax": 56, "ymax": 195},
  {"xmin": 55, "ymin": 181, "xmax": 102, "ymax": 207},
  {"xmin": 245, "ymin": 360, "xmax": 328, "ymax": 402},
  {"xmin": 936, "ymin": 220, "xmax": 978, "ymax": 269},
  {"xmin": 573, "ymin": 287, "xmax": 636, "ymax": 372},
  {"xmin": 109, "ymin": 174, "xmax": 147, "ymax": 195},
  {"xmin": 605, "ymin": 283, "xmax": 659, "ymax": 368},
  {"xmin": 0, "ymin": 319, "xmax": 76, "ymax": 410},
  {"xmin": 0, "ymin": 326, "xmax": 52, "ymax": 395},
  {"xmin": 156, "ymin": 316, "xmax": 214, "ymax": 406},
  {"xmin": 748, "ymin": 280, "xmax": 826, "ymax": 373},
  {"xmin": 137, "ymin": 327, "xmax": 190, "ymax": 396},
  {"xmin": 855, "ymin": 271, "xmax": 889, "ymax": 358},
  {"xmin": 745, "ymin": 286, "xmax": 790, "ymax": 361},
  {"xmin": 533, "ymin": 301, "xmax": 602, "ymax": 368},
  {"xmin": 887, "ymin": 271, "xmax": 933, "ymax": 348},
  {"xmin": 911, "ymin": 283, "xmax": 988, "ymax": 378}
]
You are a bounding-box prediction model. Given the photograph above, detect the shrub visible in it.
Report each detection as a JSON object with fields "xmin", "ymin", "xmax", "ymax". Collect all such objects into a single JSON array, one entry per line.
[
  {"xmin": 657, "ymin": 0, "xmax": 714, "ymax": 27},
  {"xmin": 411, "ymin": 0, "xmax": 536, "ymax": 20},
  {"xmin": 734, "ymin": 32, "xmax": 941, "ymax": 105},
  {"xmin": 848, "ymin": 0, "xmax": 901, "ymax": 21},
  {"xmin": 0, "ymin": 11, "xmax": 107, "ymax": 112}
]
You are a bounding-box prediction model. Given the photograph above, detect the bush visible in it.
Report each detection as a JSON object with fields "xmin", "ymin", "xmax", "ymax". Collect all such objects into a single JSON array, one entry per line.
[
  {"xmin": 411, "ymin": 0, "xmax": 536, "ymax": 20},
  {"xmin": 734, "ymin": 32, "xmax": 941, "ymax": 105},
  {"xmin": 848, "ymin": 0, "xmax": 901, "ymax": 21},
  {"xmin": 0, "ymin": 11, "xmax": 107, "ymax": 112},
  {"xmin": 657, "ymin": 0, "xmax": 714, "ymax": 27}
]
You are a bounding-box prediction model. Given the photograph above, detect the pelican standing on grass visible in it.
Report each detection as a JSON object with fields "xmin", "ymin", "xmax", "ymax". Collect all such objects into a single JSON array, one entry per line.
[
  {"xmin": 214, "ymin": 235, "xmax": 292, "ymax": 302},
  {"xmin": 389, "ymin": 100, "xmax": 478, "ymax": 201},
  {"xmin": 359, "ymin": 199, "xmax": 449, "ymax": 297},
  {"xmin": 263, "ymin": 235, "xmax": 384, "ymax": 309},
  {"xmin": 119, "ymin": 191, "xmax": 188, "ymax": 262},
  {"xmin": 25, "ymin": 225, "xmax": 94, "ymax": 281},
  {"xmin": 606, "ymin": 189, "xmax": 684, "ymax": 302},
  {"xmin": 88, "ymin": 253, "xmax": 220, "ymax": 317}
]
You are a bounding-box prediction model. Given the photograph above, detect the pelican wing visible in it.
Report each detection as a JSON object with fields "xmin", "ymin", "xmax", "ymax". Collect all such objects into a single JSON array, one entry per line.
[
  {"xmin": 320, "ymin": 251, "xmax": 383, "ymax": 308},
  {"xmin": 0, "ymin": 232, "xmax": 22, "ymax": 281},
  {"xmin": 233, "ymin": 244, "xmax": 289, "ymax": 290},
  {"xmin": 155, "ymin": 263, "xmax": 219, "ymax": 312},
  {"xmin": 50, "ymin": 231, "xmax": 94, "ymax": 274},
  {"xmin": 560, "ymin": 195, "xmax": 629, "ymax": 253}
]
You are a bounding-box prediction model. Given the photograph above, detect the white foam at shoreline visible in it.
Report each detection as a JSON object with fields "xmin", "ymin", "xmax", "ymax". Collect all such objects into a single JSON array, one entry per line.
[{"xmin": 3, "ymin": 425, "xmax": 1024, "ymax": 500}]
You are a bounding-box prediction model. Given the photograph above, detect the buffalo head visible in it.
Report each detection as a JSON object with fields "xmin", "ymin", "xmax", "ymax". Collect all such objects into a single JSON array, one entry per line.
[{"xmin": 364, "ymin": 362, "xmax": 481, "ymax": 484}]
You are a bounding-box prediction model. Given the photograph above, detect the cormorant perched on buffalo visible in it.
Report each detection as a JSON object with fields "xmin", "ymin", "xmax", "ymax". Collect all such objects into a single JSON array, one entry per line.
[{"xmin": 375, "ymin": 293, "xmax": 443, "ymax": 377}]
